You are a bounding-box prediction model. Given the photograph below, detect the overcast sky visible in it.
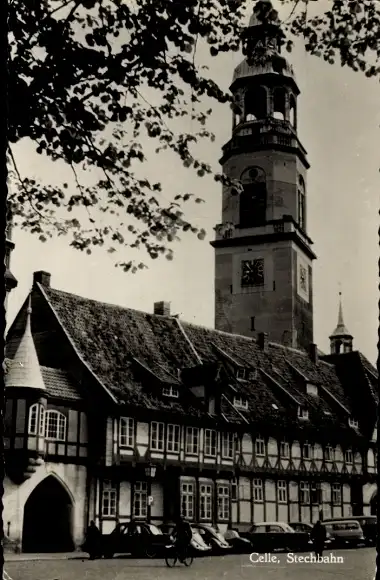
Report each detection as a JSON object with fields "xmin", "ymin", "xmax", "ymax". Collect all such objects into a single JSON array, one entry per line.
[{"xmin": 7, "ymin": 1, "xmax": 379, "ymax": 365}]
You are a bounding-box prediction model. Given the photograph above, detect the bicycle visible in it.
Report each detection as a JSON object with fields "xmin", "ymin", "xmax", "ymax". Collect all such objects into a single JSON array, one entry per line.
[{"xmin": 165, "ymin": 543, "xmax": 194, "ymax": 568}]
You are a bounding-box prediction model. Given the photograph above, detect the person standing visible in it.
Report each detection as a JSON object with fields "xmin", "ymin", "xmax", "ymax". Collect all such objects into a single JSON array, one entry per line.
[
  {"xmin": 85, "ymin": 520, "xmax": 102, "ymax": 560},
  {"xmin": 310, "ymin": 520, "xmax": 326, "ymax": 558}
]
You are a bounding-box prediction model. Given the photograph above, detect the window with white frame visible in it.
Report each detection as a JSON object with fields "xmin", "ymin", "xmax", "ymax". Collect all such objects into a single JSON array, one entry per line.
[
  {"xmin": 222, "ymin": 433, "xmax": 234, "ymax": 459},
  {"xmin": 39, "ymin": 406, "xmax": 45, "ymax": 436},
  {"xmin": 133, "ymin": 481, "xmax": 148, "ymax": 518},
  {"xmin": 280, "ymin": 441, "xmax": 290, "ymax": 458},
  {"xmin": 181, "ymin": 482, "xmax": 194, "ymax": 520},
  {"xmin": 233, "ymin": 396, "xmax": 248, "ymax": 410},
  {"xmin": 185, "ymin": 427, "xmax": 199, "ymax": 455},
  {"xmin": 102, "ymin": 481, "xmax": 117, "ymax": 517},
  {"xmin": 255, "ymin": 435, "xmax": 265, "ymax": 456},
  {"xmin": 300, "ymin": 481, "xmax": 310, "ymax": 504},
  {"xmin": 332, "ymin": 483, "xmax": 342, "ymax": 505},
  {"xmin": 217, "ymin": 485, "xmax": 230, "ymax": 520},
  {"xmin": 277, "ymin": 480, "xmax": 287, "ymax": 503},
  {"xmin": 302, "ymin": 442, "xmax": 311, "ymax": 459},
  {"xmin": 344, "ymin": 449, "xmax": 353, "ymax": 464},
  {"xmin": 162, "ymin": 386, "xmax": 179, "ymax": 398},
  {"xmin": 150, "ymin": 422, "xmax": 164, "ymax": 451},
  {"xmin": 325, "ymin": 445, "xmax": 333, "ymax": 461},
  {"xmin": 204, "ymin": 429, "xmax": 217, "ymax": 456},
  {"xmin": 199, "ymin": 484, "xmax": 213, "ymax": 520},
  {"xmin": 45, "ymin": 410, "xmax": 67, "ymax": 441},
  {"xmin": 28, "ymin": 403, "xmax": 38, "ymax": 435},
  {"xmin": 348, "ymin": 417, "xmax": 359, "ymax": 429},
  {"xmin": 119, "ymin": 417, "xmax": 134, "ymax": 448},
  {"xmin": 167, "ymin": 424, "xmax": 180, "ymax": 453},
  {"xmin": 298, "ymin": 406, "xmax": 309, "ymax": 420},
  {"xmin": 253, "ymin": 479, "xmax": 263, "ymax": 502}
]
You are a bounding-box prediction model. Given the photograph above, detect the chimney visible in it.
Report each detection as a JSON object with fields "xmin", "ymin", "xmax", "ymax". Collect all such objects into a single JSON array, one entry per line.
[
  {"xmin": 33, "ymin": 271, "xmax": 51, "ymax": 287},
  {"xmin": 154, "ymin": 301, "xmax": 171, "ymax": 316},
  {"xmin": 309, "ymin": 343, "xmax": 318, "ymax": 364},
  {"xmin": 258, "ymin": 332, "xmax": 268, "ymax": 352}
]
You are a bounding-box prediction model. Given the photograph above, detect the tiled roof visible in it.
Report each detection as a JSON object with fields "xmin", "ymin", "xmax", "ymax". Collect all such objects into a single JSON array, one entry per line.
[
  {"xmin": 40, "ymin": 367, "xmax": 83, "ymax": 401},
  {"xmin": 25, "ymin": 282, "xmax": 369, "ymax": 437},
  {"xmin": 39, "ymin": 285, "xmax": 203, "ymax": 417},
  {"xmin": 4, "ymin": 358, "xmax": 82, "ymax": 401}
]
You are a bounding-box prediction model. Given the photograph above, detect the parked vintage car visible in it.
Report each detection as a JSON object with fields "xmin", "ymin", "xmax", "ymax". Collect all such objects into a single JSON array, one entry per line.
[
  {"xmin": 102, "ymin": 521, "xmax": 171, "ymax": 558},
  {"xmin": 159, "ymin": 523, "xmax": 212, "ymax": 555},
  {"xmin": 224, "ymin": 528, "xmax": 252, "ymax": 553},
  {"xmin": 242, "ymin": 522, "xmax": 310, "ymax": 553},
  {"xmin": 289, "ymin": 521, "xmax": 332, "ymax": 548},
  {"xmin": 323, "ymin": 516, "xmax": 376, "ymax": 546},
  {"xmin": 191, "ymin": 524, "xmax": 231, "ymax": 554},
  {"xmin": 321, "ymin": 520, "xmax": 365, "ymax": 548}
]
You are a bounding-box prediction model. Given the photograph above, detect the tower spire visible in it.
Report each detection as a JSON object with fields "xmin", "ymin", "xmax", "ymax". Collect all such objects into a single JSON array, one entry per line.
[
  {"xmin": 329, "ymin": 290, "xmax": 353, "ymax": 355},
  {"xmin": 5, "ymin": 295, "xmax": 46, "ymax": 391}
]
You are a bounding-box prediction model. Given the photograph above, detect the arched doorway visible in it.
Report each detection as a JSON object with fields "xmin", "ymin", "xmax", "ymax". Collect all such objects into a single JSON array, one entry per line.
[
  {"xmin": 22, "ymin": 476, "xmax": 74, "ymax": 552},
  {"xmin": 370, "ymin": 492, "xmax": 377, "ymax": 516}
]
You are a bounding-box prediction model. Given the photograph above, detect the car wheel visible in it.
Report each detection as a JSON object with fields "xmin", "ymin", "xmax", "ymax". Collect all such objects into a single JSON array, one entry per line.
[{"xmin": 145, "ymin": 546, "xmax": 157, "ymax": 559}]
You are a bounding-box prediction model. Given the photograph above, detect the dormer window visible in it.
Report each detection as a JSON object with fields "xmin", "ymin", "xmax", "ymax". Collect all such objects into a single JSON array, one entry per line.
[
  {"xmin": 236, "ymin": 368, "xmax": 247, "ymax": 380},
  {"xmin": 233, "ymin": 396, "xmax": 248, "ymax": 410},
  {"xmin": 248, "ymin": 369, "xmax": 258, "ymax": 381},
  {"xmin": 162, "ymin": 386, "xmax": 179, "ymax": 398},
  {"xmin": 306, "ymin": 383, "xmax": 318, "ymax": 396},
  {"xmin": 298, "ymin": 406, "xmax": 309, "ymax": 420},
  {"xmin": 348, "ymin": 417, "xmax": 359, "ymax": 429}
]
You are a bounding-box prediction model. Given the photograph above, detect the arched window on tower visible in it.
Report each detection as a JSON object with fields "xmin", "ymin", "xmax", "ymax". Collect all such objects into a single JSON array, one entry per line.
[
  {"xmin": 297, "ymin": 176, "xmax": 306, "ymax": 231},
  {"xmin": 244, "ymin": 87, "xmax": 267, "ymax": 122},
  {"xmin": 289, "ymin": 94, "xmax": 297, "ymax": 128},
  {"xmin": 273, "ymin": 87, "xmax": 286, "ymax": 121},
  {"xmin": 239, "ymin": 167, "xmax": 267, "ymax": 228}
]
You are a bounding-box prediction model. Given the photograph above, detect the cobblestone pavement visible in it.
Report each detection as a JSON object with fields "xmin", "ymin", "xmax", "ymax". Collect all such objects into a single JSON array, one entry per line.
[{"xmin": 4, "ymin": 548, "xmax": 376, "ymax": 580}]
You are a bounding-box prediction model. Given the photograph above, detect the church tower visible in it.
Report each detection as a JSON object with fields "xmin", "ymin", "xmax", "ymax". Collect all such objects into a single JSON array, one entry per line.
[{"xmin": 212, "ymin": 1, "xmax": 316, "ymax": 350}]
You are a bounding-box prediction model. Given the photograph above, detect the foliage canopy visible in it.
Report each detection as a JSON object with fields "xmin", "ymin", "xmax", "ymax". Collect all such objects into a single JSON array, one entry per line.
[{"xmin": 7, "ymin": 0, "xmax": 380, "ymax": 271}]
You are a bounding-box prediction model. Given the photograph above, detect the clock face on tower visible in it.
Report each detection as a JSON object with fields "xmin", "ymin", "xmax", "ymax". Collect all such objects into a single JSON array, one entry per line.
[
  {"xmin": 241, "ymin": 258, "xmax": 265, "ymax": 287},
  {"xmin": 299, "ymin": 265, "xmax": 307, "ymax": 293}
]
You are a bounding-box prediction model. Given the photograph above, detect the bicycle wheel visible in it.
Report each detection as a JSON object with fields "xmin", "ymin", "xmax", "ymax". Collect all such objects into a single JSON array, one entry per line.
[
  {"xmin": 182, "ymin": 555, "xmax": 193, "ymax": 567},
  {"xmin": 165, "ymin": 554, "xmax": 177, "ymax": 568}
]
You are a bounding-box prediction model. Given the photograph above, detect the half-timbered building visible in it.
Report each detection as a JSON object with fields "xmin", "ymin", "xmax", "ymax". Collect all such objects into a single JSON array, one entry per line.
[
  {"xmin": 3, "ymin": 271, "xmax": 378, "ymax": 552},
  {"xmin": 3, "ymin": 2, "xmax": 378, "ymax": 553}
]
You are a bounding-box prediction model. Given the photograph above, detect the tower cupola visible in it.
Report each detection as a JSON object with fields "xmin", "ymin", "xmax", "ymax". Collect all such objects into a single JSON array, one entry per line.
[
  {"xmin": 329, "ymin": 292, "xmax": 353, "ymax": 354},
  {"xmin": 230, "ymin": 0, "xmax": 300, "ymax": 135}
]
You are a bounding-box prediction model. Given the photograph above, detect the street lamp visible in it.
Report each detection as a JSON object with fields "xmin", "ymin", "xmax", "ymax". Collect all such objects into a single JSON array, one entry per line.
[{"xmin": 145, "ymin": 464, "xmax": 156, "ymax": 478}]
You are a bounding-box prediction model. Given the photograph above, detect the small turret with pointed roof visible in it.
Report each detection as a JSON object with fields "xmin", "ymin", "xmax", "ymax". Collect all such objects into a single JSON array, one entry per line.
[
  {"xmin": 329, "ymin": 292, "xmax": 353, "ymax": 354},
  {"xmin": 5, "ymin": 295, "xmax": 46, "ymax": 392}
]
